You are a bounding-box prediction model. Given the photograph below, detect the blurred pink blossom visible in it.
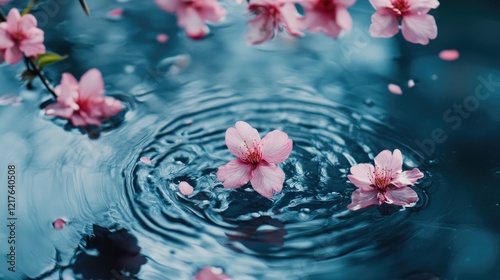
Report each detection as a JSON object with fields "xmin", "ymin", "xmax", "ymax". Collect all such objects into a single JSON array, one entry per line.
[
  {"xmin": 217, "ymin": 121, "xmax": 293, "ymax": 198},
  {"xmin": 300, "ymin": 0, "xmax": 355, "ymax": 38},
  {"xmin": 155, "ymin": 0, "xmax": 225, "ymax": 39},
  {"xmin": 45, "ymin": 69, "xmax": 123, "ymax": 127},
  {"xmin": 0, "ymin": 8, "xmax": 45, "ymax": 64},
  {"xmin": 53, "ymin": 218, "xmax": 67, "ymax": 230},
  {"xmin": 179, "ymin": 181, "xmax": 194, "ymax": 196},
  {"xmin": 388, "ymin": 83, "xmax": 403, "ymax": 95},
  {"xmin": 246, "ymin": 0, "xmax": 303, "ymax": 44},
  {"xmin": 194, "ymin": 267, "xmax": 232, "ymax": 280},
  {"xmin": 0, "ymin": 0, "xmax": 11, "ymax": 5},
  {"xmin": 369, "ymin": 0, "xmax": 439, "ymax": 45},
  {"xmin": 347, "ymin": 149, "xmax": 423, "ymax": 210},
  {"xmin": 439, "ymin": 49, "xmax": 459, "ymax": 61}
]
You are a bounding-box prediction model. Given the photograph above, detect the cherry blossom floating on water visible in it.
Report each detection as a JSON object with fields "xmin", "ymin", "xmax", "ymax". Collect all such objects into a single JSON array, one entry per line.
[
  {"xmin": 439, "ymin": 49, "xmax": 459, "ymax": 61},
  {"xmin": 347, "ymin": 149, "xmax": 424, "ymax": 210},
  {"xmin": 369, "ymin": 0, "xmax": 440, "ymax": 45},
  {"xmin": 301, "ymin": 0, "xmax": 355, "ymax": 38},
  {"xmin": 217, "ymin": 121, "xmax": 293, "ymax": 198},
  {"xmin": 157, "ymin": 33, "xmax": 169, "ymax": 43},
  {"xmin": 194, "ymin": 267, "xmax": 232, "ymax": 280},
  {"xmin": 106, "ymin": 7, "xmax": 124, "ymax": 20},
  {"xmin": 140, "ymin": 157, "xmax": 152, "ymax": 165},
  {"xmin": 44, "ymin": 69, "xmax": 123, "ymax": 127},
  {"xmin": 0, "ymin": 9, "xmax": 46, "ymax": 64},
  {"xmin": 388, "ymin": 83, "xmax": 403, "ymax": 95},
  {"xmin": 155, "ymin": 0, "xmax": 225, "ymax": 39},
  {"xmin": 53, "ymin": 218, "xmax": 67, "ymax": 230},
  {"xmin": 246, "ymin": 0, "xmax": 303, "ymax": 44},
  {"xmin": 179, "ymin": 181, "xmax": 194, "ymax": 196}
]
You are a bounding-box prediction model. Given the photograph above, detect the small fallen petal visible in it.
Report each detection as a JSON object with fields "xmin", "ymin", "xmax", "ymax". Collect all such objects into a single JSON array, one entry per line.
[
  {"xmin": 0, "ymin": 95, "xmax": 22, "ymax": 106},
  {"xmin": 53, "ymin": 218, "xmax": 66, "ymax": 230},
  {"xmin": 157, "ymin": 34, "xmax": 169, "ymax": 43},
  {"xmin": 140, "ymin": 157, "xmax": 152, "ymax": 165},
  {"xmin": 439, "ymin": 49, "xmax": 460, "ymax": 61},
  {"xmin": 107, "ymin": 8, "xmax": 124, "ymax": 19},
  {"xmin": 388, "ymin": 84, "xmax": 403, "ymax": 95},
  {"xmin": 408, "ymin": 79, "xmax": 415, "ymax": 88},
  {"xmin": 179, "ymin": 181, "xmax": 194, "ymax": 196},
  {"xmin": 194, "ymin": 267, "xmax": 232, "ymax": 280}
]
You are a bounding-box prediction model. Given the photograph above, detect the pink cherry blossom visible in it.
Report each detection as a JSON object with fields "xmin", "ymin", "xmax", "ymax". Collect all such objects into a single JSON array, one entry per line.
[
  {"xmin": 0, "ymin": 0, "xmax": 11, "ymax": 5},
  {"xmin": 0, "ymin": 9, "xmax": 46, "ymax": 64},
  {"xmin": 246, "ymin": 0, "xmax": 303, "ymax": 45},
  {"xmin": 53, "ymin": 218, "xmax": 67, "ymax": 230},
  {"xmin": 439, "ymin": 49, "xmax": 459, "ymax": 61},
  {"xmin": 155, "ymin": 0, "xmax": 225, "ymax": 39},
  {"xmin": 179, "ymin": 181, "xmax": 194, "ymax": 196},
  {"xmin": 300, "ymin": 0, "xmax": 355, "ymax": 38},
  {"xmin": 194, "ymin": 267, "xmax": 232, "ymax": 280},
  {"xmin": 369, "ymin": 0, "xmax": 439, "ymax": 45},
  {"xmin": 217, "ymin": 121, "xmax": 293, "ymax": 198},
  {"xmin": 44, "ymin": 69, "xmax": 123, "ymax": 127},
  {"xmin": 347, "ymin": 149, "xmax": 424, "ymax": 211}
]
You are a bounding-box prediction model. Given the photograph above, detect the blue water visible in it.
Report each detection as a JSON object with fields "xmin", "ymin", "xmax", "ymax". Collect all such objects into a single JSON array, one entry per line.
[{"xmin": 0, "ymin": 0, "xmax": 499, "ymax": 279}]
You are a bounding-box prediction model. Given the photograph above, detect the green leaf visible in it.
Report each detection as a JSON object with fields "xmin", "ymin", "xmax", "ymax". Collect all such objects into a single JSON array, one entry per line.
[{"xmin": 36, "ymin": 52, "xmax": 68, "ymax": 69}]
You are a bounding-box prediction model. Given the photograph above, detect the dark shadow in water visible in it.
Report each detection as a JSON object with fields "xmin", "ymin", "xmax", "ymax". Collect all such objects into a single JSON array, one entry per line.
[
  {"xmin": 72, "ymin": 225, "xmax": 147, "ymax": 280},
  {"xmin": 226, "ymin": 216, "xmax": 286, "ymax": 254}
]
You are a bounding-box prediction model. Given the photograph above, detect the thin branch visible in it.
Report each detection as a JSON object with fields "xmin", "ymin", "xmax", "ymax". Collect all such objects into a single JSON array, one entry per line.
[{"xmin": 25, "ymin": 57, "xmax": 58, "ymax": 98}]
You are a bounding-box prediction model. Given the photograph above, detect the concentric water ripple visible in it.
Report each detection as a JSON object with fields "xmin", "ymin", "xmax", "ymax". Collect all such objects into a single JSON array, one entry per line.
[{"xmin": 123, "ymin": 87, "xmax": 434, "ymax": 266}]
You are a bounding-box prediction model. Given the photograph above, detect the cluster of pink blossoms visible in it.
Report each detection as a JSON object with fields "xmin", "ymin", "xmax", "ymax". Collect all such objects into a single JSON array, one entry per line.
[
  {"xmin": 0, "ymin": 9, "xmax": 45, "ymax": 64},
  {"xmin": 216, "ymin": 123, "xmax": 424, "ymax": 211},
  {"xmin": 155, "ymin": 0, "xmax": 439, "ymax": 45},
  {"xmin": 0, "ymin": 8, "xmax": 123, "ymax": 128}
]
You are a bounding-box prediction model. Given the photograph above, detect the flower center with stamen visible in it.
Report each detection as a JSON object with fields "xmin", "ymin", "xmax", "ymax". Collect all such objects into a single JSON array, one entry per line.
[
  {"xmin": 373, "ymin": 166, "xmax": 393, "ymax": 191},
  {"xmin": 390, "ymin": 0, "xmax": 410, "ymax": 16},
  {"xmin": 316, "ymin": 0, "xmax": 336, "ymax": 12},
  {"xmin": 240, "ymin": 140, "xmax": 262, "ymax": 164}
]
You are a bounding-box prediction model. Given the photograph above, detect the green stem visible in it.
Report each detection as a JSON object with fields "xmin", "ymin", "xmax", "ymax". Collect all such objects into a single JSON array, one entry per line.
[{"xmin": 25, "ymin": 57, "xmax": 58, "ymax": 98}]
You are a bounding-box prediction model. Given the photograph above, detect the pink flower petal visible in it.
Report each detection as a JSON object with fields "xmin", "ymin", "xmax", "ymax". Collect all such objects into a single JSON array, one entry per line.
[
  {"xmin": 260, "ymin": 130, "xmax": 293, "ymax": 164},
  {"xmin": 225, "ymin": 122, "xmax": 261, "ymax": 158},
  {"xmin": 18, "ymin": 13, "xmax": 38, "ymax": 33},
  {"xmin": 179, "ymin": 181, "xmax": 194, "ymax": 196},
  {"xmin": 45, "ymin": 103, "xmax": 75, "ymax": 118},
  {"xmin": 140, "ymin": 157, "xmax": 152, "ymax": 165},
  {"xmin": 348, "ymin": 163, "xmax": 375, "ymax": 190},
  {"xmin": 369, "ymin": 12, "xmax": 399, "ymax": 38},
  {"xmin": 157, "ymin": 33, "xmax": 169, "ymax": 43},
  {"xmin": 216, "ymin": 158, "xmax": 253, "ymax": 189},
  {"xmin": 368, "ymin": 0, "xmax": 392, "ymax": 10},
  {"xmin": 246, "ymin": 12, "xmax": 275, "ymax": 45},
  {"xmin": 79, "ymin": 69, "xmax": 105, "ymax": 99},
  {"xmin": 107, "ymin": 8, "xmax": 124, "ymax": 19},
  {"xmin": 408, "ymin": 79, "xmax": 415, "ymax": 88},
  {"xmin": 439, "ymin": 49, "xmax": 459, "ymax": 61},
  {"xmin": 277, "ymin": 3, "xmax": 304, "ymax": 37},
  {"xmin": 401, "ymin": 14, "xmax": 438, "ymax": 45},
  {"xmin": 336, "ymin": 8, "xmax": 353, "ymax": 32},
  {"xmin": 155, "ymin": 0, "xmax": 180, "ymax": 13},
  {"xmin": 4, "ymin": 46, "xmax": 23, "ymax": 64},
  {"xmin": 6, "ymin": 9, "xmax": 21, "ymax": 34},
  {"xmin": 180, "ymin": 6, "xmax": 209, "ymax": 39},
  {"xmin": 250, "ymin": 162, "xmax": 285, "ymax": 198},
  {"xmin": 384, "ymin": 187, "xmax": 418, "ymax": 206},
  {"xmin": 374, "ymin": 149, "xmax": 403, "ymax": 176},
  {"xmin": 409, "ymin": 0, "xmax": 440, "ymax": 13},
  {"xmin": 194, "ymin": 267, "xmax": 232, "ymax": 280},
  {"xmin": 0, "ymin": 27, "xmax": 14, "ymax": 49},
  {"xmin": 53, "ymin": 218, "xmax": 67, "ymax": 230},
  {"xmin": 394, "ymin": 168, "xmax": 424, "ymax": 187},
  {"xmin": 388, "ymin": 84, "xmax": 403, "ymax": 95},
  {"xmin": 347, "ymin": 189, "xmax": 380, "ymax": 211}
]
